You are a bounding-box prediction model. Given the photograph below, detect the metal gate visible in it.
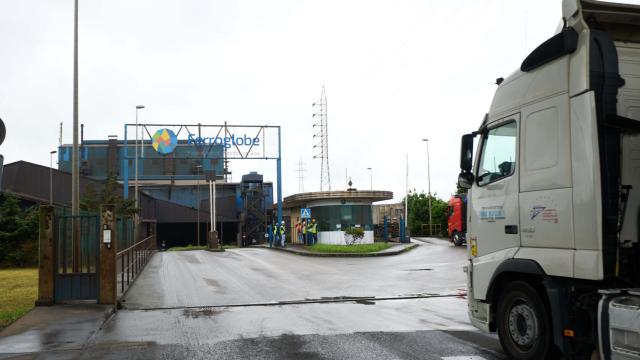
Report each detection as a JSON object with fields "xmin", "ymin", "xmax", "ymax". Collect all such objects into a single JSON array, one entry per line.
[{"xmin": 54, "ymin": 211, "xmax": 100, "ymax": 301}]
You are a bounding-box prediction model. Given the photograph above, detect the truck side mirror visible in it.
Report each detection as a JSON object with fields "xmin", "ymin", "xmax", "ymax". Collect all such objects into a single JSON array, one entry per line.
[
  {"xmin": 458, "ymin": 172, "xmax": 474, "ymax": 189},
  {"xmin": 460, "ymin": 134, "xmax": 474, "ymax": 172}
]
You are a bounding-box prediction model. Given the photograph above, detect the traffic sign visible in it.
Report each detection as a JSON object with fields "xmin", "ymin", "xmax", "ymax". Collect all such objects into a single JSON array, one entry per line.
[
  {"xmin": 301, "ymin": 208, "xmax": 311, "ymax": 219},
  {"xmin": 0, "ymin": 118, "xmax": 5, "ymax": 146}
]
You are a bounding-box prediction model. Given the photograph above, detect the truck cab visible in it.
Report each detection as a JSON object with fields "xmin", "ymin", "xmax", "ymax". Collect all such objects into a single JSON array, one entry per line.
[
  {"xmin": 459, "ymin": 1, "xmax": 640, "ymax": 359},
  {"xmin": 447, "ymin": 194, "xmax": 467, "ymax": 246}
]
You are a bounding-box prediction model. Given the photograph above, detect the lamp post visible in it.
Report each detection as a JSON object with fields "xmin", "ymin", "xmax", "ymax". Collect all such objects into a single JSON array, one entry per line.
[
  {"xmin": 71, "ymin": 0, "xmax": 80, "ymax": 272},
  {"xmin": 50, "ymin": 150, "xmax": 57, "ymax": 205},
  {"xmin": 133, "ymin": 105, "xmax": 145, "ymax": 244},
  {"xmin": 422, "ymin": 138, "xmax": 432, "ymax": 236},
  {"xmin": 134, "ymin": 105, "xmax": 145, "ymax": 217},
  {"xmin": 367, "ymin": 167, "xmax": 372, "ymax": 190}
]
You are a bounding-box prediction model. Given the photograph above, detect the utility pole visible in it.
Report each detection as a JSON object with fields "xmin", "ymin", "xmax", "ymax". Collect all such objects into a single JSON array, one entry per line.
[
  {"xmin": 295, "ymin": 158, "xmax": 307, "ymax": 193},
  {"xmin": 71, "ymin": 0, "xmax": 80, "ymax": 272},
  {"xmin": 422, "ymin": 138, "xmax": 432, "ymax": 236},
  {"xmin": 405, "ymin": 154, "xmax": 409, "ymax": 240},
  {"xmin": 367, "ymin": 167, "xmax": 373, "ymax": 190},
  {"xmin": 312, "ymin": 86, "xmax": 331, "ymax": 191}
]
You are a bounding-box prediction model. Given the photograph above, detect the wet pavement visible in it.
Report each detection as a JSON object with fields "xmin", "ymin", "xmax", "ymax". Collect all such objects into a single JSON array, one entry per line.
[
  {"xmin": 121, "ymin": 238, "xmax": 467, "ymax": 309},
  {"xmin": 0, "ymin": 304, "xmax": 113, "ymax": 355},
  {"xmin": 0, "ymin": 238, "xmax": 505, "ymax": 359}
]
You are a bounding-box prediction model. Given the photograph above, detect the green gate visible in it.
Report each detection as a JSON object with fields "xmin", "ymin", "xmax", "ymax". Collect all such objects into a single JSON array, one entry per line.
[{"xmin": 54, "ymin": 210, "xmax": 100, "ymax": 301}]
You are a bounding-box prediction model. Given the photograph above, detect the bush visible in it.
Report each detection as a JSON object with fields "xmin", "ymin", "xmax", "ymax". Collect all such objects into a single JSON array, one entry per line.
[
  {"xmin": 0, "ymin": 193, "xmax": 39, "ymax": 268},
  {"xmin": 344, "ymin": 227, "xmax": 365, "ymax": 245}
]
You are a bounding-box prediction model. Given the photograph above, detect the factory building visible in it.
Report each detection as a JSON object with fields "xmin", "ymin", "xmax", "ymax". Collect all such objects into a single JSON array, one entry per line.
[{"xmin": 53, "ymin": 136, "xmax": 274, "ymax": 246}]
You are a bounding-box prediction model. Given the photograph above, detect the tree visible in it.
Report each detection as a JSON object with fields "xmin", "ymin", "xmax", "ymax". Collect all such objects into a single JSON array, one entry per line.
[
  {"xmin": 80, "ymin": 175, "xmax": 137, "ymax": 215},
  {"xmin": 455, "ymin": 182, "xmax": 468, "ymax": 195},
  {"xmin": 0, "ymin": 192, "xmax": 38, "ymax": 267},
  {"xmin": 403, "ymin": 191, "xmax": 448, "ymax": 237}
]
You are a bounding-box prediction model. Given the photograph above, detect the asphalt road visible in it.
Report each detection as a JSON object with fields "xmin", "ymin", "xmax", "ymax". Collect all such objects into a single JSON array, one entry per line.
[
  {"xmin": 5, "ymin": 238, "xmax": 506, "ymax": 359},
  {"xmin": 121, "ymin": 238, "xmax": 468, "ymax": 309}
]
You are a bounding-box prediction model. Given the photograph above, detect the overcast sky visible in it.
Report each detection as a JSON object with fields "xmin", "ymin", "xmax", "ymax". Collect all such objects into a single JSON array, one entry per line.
[{"xmin": 0, "ymin": 0, "xmax": 603, "ymax": 202}]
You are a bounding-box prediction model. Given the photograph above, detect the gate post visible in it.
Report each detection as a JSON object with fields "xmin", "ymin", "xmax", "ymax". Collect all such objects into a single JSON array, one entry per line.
[
  {"xmin": 99, "ymin": 205, "xmax": 117, "ymax": 306},
  {"xmin": 36, "ymin": 205, "xmax": 55, "ymax": 306}
]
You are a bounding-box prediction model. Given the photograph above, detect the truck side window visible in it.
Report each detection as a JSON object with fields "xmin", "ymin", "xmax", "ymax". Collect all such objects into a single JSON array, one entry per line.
[{"xmin": 476, "ymin": 121, "xmax": 517, "ymax": 186}]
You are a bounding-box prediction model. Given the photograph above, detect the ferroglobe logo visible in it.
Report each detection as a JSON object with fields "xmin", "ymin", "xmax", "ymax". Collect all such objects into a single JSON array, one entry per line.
[
  {"xmin": 187, "ymin": 134, "xmax": 260, "ymax": 149},
  {"xmin": 152, "ymin": 128, "xmax": 178, "ymax": 154}
]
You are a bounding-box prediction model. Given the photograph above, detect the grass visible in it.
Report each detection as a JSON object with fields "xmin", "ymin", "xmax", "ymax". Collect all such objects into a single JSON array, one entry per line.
[
  {"xmin": 167, "ymin": 244, "xmax": 239, "ymax": 252},
  {"xmin": 0, "ymin": 268, "xmax": 38, "ymax": 329},
  {"xmin": 167, "ymin": 245, "xmax": 208, "ymax": 252},
  {"xmin": 308, "ymin": 243, "xmax": 392, "ymax": 253}
]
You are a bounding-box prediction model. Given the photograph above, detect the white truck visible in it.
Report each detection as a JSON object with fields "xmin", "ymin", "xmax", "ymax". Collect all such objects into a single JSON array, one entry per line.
[{"xmin": 458, "ymin": 1, "xmax": 640, "ymax": 359}]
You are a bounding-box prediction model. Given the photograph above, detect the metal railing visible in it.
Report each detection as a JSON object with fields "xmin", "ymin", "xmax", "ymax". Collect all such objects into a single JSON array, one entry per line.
[{"xmin": 117, "ymin": 234, "xmax": 155, "ymax": 297}]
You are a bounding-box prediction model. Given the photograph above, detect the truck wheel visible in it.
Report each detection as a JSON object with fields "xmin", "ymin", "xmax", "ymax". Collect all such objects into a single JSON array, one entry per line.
[
  {"xmin": 497, "ymin": 281, "xmax": 552, "ymax": 360},
  {"xmin": 452, "ymin": 232, "xmax": 463, "ymax": 246}
]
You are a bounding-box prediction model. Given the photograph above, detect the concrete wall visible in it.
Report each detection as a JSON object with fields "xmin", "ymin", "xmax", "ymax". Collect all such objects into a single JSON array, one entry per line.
[{"xmin": 318, "ymin": 230, "xmax": 374, "ymax": 245}]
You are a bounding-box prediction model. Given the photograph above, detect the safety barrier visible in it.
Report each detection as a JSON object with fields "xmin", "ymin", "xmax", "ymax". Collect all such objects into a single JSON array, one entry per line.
[{"xmin": 116, "ymin": 234, "xmax": 155, "ymax": 297}]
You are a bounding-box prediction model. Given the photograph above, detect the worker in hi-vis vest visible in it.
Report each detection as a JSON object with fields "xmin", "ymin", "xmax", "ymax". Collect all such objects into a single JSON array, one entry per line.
[
  {"xmin": 279, "ymin": 220, "xmax": 286, "ymax": 247},
  {"xmin": 308, "ymin": 218, "xmax": 318, "ymax": 245},
  {"xmin": 271, "ymin": 221, "xmax": 279, "ymax": 248}
]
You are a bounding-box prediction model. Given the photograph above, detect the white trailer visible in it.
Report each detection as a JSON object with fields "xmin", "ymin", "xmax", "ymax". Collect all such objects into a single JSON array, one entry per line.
[{"xmin": 458, "ymin": 1, "xmax": 640, "ymax": 359}]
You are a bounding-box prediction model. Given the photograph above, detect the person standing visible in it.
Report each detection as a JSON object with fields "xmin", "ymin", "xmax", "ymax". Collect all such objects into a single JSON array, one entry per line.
[
  {"xmin": 309, "ymin": 218, "xmax": 318, "ymax": 245},
  {"xmin": 300, "ymin": 220, "xmax": 307, "ymax": 245},
  {"xmin": 295, "ymin": 220, "xmax": 304, "ymax": 244},
  {"xmin": 279, "ymin": 220, "xmax": 286, "ymax": 247},
  {"xmin": 272, "ymin": 221, "xmax": 279, "ymax": 247}
]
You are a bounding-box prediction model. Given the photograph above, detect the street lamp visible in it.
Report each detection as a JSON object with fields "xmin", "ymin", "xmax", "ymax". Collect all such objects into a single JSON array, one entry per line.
[
  {"xmin": 50, "ymin": 150, "xmax": 57, "ymax": 205},
  {"xmin": 422, "ymin": 138, "xmax": 432, "ymax": 236},
  {"xmin": 133, "ymin": 105, "xmax": 145, "ymax": 244},
  {"xmin": 134, "ymin": 105, "xmax": 145, "ymax": 217},
  {"xmin": 367, "ymin": 167, "xmax": 372, "ymax": 190}
]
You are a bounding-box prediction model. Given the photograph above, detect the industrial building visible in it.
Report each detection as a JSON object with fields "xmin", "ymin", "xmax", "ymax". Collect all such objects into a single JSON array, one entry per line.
[
  {"xmin": 0, "ymin": 133, "xmax": 277, "ymax": 247},
  {"xmin": 282, "ymin": 188, "xmax": 393, "ymax": 245}
]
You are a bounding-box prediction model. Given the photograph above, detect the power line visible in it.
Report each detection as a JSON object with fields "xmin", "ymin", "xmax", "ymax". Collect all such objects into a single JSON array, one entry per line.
[{"xmin": 312, "ymin": 86, "xmax": 331, "ymax": 191}]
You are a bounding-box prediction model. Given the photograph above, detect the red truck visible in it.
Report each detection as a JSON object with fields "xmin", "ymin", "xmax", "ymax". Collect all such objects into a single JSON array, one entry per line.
[{"xmin": 447, "ymin": 194, "xmax": 466, "ymax": 246}]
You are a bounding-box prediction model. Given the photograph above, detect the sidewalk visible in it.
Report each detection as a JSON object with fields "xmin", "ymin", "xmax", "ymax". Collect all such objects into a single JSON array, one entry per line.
[
  {"xmin": 255, "ymin": 242, "xmax": 419, "ymax": 257},
  {"xmin": 0, "ymin": 304, "xmax": 114, "ymax": 356}
]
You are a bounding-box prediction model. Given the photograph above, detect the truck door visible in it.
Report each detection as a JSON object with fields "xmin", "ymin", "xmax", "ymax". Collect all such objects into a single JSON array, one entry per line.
[{"xmin": 469, "ymin": 115, "xmax": 520, "ymax": 299}]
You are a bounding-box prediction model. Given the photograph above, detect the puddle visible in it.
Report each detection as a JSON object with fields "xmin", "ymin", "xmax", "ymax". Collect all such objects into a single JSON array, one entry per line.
[{"xmin": 182, "ymin": 308, "xmax": 223, "ymax": 318}]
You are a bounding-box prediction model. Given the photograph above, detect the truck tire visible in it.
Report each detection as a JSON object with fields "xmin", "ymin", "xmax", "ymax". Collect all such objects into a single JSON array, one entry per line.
[
  {"xmin": 496, "ymin": 281, "xmax": 552, "ymax": 360},
  {"xmin": 452, "ymin": 231, "xmax": 463, "ymax": 246}
]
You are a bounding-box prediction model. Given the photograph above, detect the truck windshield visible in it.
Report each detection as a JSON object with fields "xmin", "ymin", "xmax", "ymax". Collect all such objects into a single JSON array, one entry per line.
[{"xmin": 477, "ymin": 121, "xmax": 517, "ymax": 186}]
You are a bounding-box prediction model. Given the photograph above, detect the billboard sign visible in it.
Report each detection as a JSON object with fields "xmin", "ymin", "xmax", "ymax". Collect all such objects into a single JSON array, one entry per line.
[
  {"xmin": 129, "ymin": 124, "xmax": 280, "ymax": 160},
  {"xmin": 152, "ymin": 128, "xmax": 178, "ymax": 154}
]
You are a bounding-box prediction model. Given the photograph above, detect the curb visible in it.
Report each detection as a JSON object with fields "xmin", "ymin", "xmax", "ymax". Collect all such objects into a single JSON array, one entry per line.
[{"xmin": 257, "ymin": 243, "xmax": 419, "ymax": 257}]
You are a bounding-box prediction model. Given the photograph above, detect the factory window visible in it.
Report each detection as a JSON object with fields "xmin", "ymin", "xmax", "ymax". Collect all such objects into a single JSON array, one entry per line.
[{"xmin": 311, "ymin": 205, "xmax": 373, "ymax": 232}]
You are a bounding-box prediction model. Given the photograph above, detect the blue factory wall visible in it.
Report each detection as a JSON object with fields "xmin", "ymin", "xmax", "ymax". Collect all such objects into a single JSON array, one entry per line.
[
  {"xmin": 57, "ymin": 139, "xmax": 273, "ymax": 212},
  {"xmin": 58, "ymin": 140, "xmax": 224, "ymax": 181}
]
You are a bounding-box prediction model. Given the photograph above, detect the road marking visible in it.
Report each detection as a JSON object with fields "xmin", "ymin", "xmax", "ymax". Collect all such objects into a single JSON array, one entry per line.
[{"xmin": 441, "ymin": 357, "xmax": 488, "ymax": 360}]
